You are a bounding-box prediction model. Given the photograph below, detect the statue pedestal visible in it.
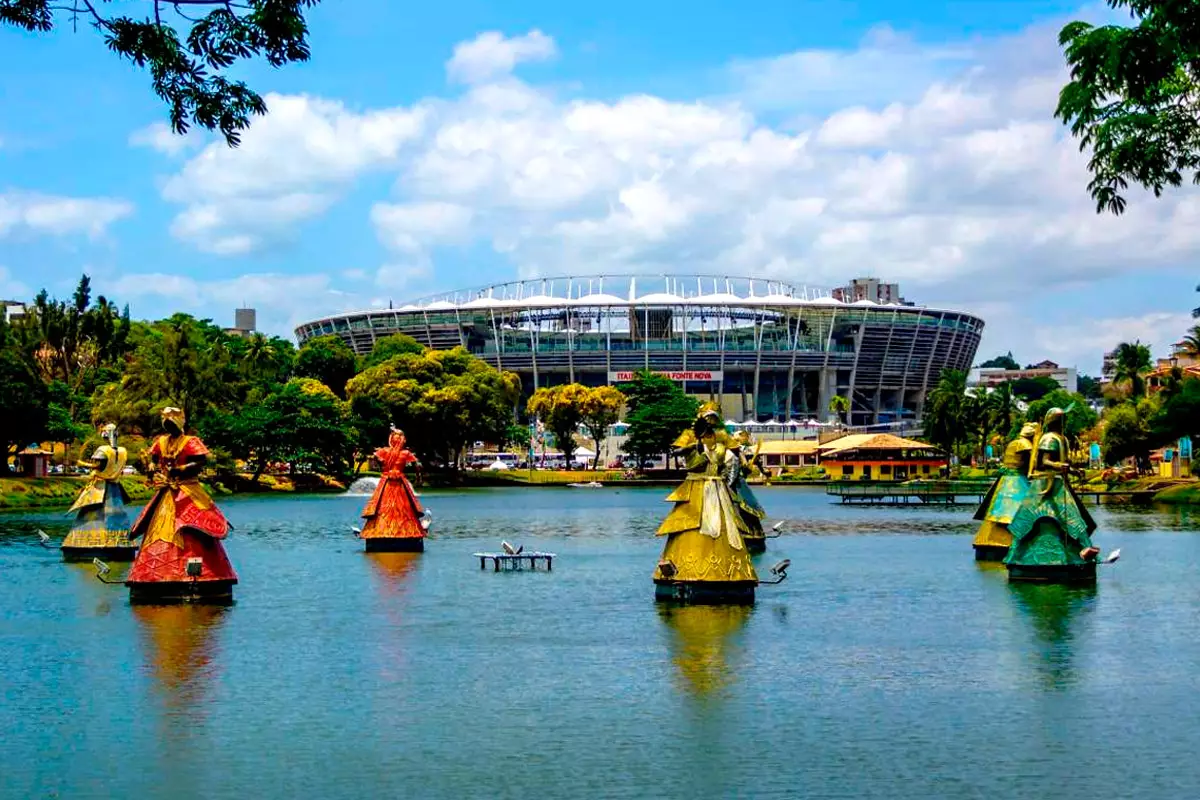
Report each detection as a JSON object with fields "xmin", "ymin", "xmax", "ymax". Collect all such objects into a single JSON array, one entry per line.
[
  {"xmin": 1006, "ymin": 561, "xmax": 1097, "ymax": 584},
  {"xmin": 62, "ymin": 544, "xmax": 137, "ymax": 563},
  {"xmin": 127, "ymin": 579, "xmax": 236, "ymax": 605},
  {"xmin": 364, "ymin": 538, "xmax": 425, "ymax": 553},
  {"xmin": 972, "ymin": 544, "xmax": 1010, "ymax": 562},
  {"xmin": 654, "ymin": 580, "xmax": 757, "ymax": 605}
]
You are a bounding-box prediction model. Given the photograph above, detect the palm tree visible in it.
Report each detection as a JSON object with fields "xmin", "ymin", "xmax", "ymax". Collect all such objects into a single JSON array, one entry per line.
[
  {"xmin": 828, "ymin": 394, "xmax": 850, "ymax": 427},
  {"xmin": 243, "ymin": 332, "xmax": 277, "ymax": 384},
  {"xmin": 923, "ymin": 369, "xmax": 969, "ymax": 457},
  {"xmin": 1111, "ymin": 340, "xmax": 1152, "ymax": 399},
  {"xmin": 1180, "ymin": 324, "xmax": 1200, "ymax": 359}
]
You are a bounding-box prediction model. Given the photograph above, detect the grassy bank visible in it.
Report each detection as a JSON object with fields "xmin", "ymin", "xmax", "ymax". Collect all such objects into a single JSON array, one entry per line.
[
  {"xmin": 0, "ymin": 472, "xmax": 347, "ymax": 511},
  {"xmin": 1151, "ymin": 483, "xmax": 1200, "ymax": 504}
]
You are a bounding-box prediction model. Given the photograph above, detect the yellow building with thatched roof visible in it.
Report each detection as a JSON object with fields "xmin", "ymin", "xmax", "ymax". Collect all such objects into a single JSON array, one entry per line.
[{"xmin": 818, "ymin": 433, "xmax": 947, "ymax": 481}]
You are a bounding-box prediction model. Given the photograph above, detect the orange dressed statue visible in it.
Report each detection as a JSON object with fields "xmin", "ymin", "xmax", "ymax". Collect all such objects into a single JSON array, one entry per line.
[
  {"xmin": 358, "ymin": 427, "xmax": 431, "ymax": 552},
  {"xmin": 125, "ymin": 407, "xmax": 238, "ymax": 604}
]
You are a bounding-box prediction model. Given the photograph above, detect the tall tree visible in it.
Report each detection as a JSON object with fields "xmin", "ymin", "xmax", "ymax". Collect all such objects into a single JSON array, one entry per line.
[
  {"xmin": 361, "ymin": 333, "xmax": 424, "ymax": 370},
  {"xmin": 527, "ymin": 384, "xmax": 590, "ymax": 465},
  {"xmin": 619, "ymin": 371, "xmax": 699, "ymax": 467},
  {"xmin": 295, "ymin": 334, "xmax": 357, "ymax": 398},
  {"xmin": 1, "ymin": 0, "xmax": 320, "ymax": 146},
  {"xmin": 1056, "ymin": 1, "xmax": 1200, "ymax": 213},
  {"xmin": 581, "ymin": 386, "xmax": 626, "ymax": 469},
  {"xmin": 828, "ymin": 394, "xmax": 850, "ymax": 426},
  {"xmin": 0, "ymin": 316, "xmax": 49, "ymax": 473},
  {"xmin": 923, "ymin": 369, "xmax": 970, "ymax": 457},
  {"xmin": 1111, "ymin": 340, "xmax": 1153, "ymax": 399},
  {"xmin": 979, "ymin": 352, "xmax": 1020, "ymax": 370}
]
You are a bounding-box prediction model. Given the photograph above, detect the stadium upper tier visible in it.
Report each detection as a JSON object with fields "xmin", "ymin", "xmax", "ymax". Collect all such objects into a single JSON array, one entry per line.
[{"xmin": 295, "ymin": 274, "xmax": 984, "ymax": 425}]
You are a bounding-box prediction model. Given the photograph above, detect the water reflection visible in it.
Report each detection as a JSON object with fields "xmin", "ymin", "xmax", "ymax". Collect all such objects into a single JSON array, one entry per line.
[
  {"xmin": 1008, "ymin": 582, "xmax": 1097, "ymax": 689},
  {"xmin": 365, "ymin": 552, "xmax": 421, "ymax": 680},
  {"xmin": 657, "ymin": 604, "xmax": 752, "ymax": 697},
  {"xmin": 132, "ymin": 605, "xmax": 229, "ymax": 719}
]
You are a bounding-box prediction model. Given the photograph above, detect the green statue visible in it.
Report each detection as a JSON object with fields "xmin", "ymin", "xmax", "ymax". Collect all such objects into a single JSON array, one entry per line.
[{"xmin": 1003, "ymin": 406, "xmax": 1103, "ymax": 583}]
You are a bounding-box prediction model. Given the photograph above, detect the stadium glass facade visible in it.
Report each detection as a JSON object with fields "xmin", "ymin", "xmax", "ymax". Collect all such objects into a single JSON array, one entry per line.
[{"xmin": 295, "ymin": 275, "xmax": 984, "ymax": 427}]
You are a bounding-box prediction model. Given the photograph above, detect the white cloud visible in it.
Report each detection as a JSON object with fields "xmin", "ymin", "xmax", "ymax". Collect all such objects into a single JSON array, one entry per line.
[
  {"xmin": 161, "ymin": 93, "xmax": 425, "ymax": 254},
  {"xmin": 129, "ymin": 122, "xmax": 203, "ymax": 156},
  {"xmin": 1030, "ymin": 311, "xmax": 1195, "ymax": 370},
  {"xmin": 0, "ymin": 265, "xmax": 30, "ymax": 300},
  {"xmin": 0, "ymin": 192, "xmax": 132, "ymax": 239},
  {"xmin": 446, "ymin": 30, "xmax": 557, "ymax": 85},
  {"xmin": 146, "ymin": 21, "xmax": 1200, "ymax": 363}
]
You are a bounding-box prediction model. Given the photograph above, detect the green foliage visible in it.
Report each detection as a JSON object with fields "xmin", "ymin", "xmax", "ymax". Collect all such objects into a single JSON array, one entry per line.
[
  {"xmin": 348, "ymin": 394, "xmax": 392, "ymax": 472},
  {"xmin": 1077, "ymin": 374, "xmax": 1103, "ymax": 400},
  {"xmin": 1025, "ymin": 390, "xmax": 1099, "ymax": 442},
  {"xmin": 0, "ymin": 0, "xmax": 319, "ymax": 146},
  {"xmin": 828, "ymin": 394, "xmax": 850, "ymax": 423},
  {"xmin": 0, "ymin": 317, "xmax": 48, "ymax": 473},
  {"xmin": 581, "ymin": 385, "xmax": 625, "ymax": 468},
  {"xmin": 979, "ymin": 352, "xmax": 1020, "ymax": 370},
  {"xmin": 1110, "ymin": 340, "xmax": 1153, "ymax": 398},
  {"xmin": 527, "ymin": 384, "xmax": 588, "ymax": 462},
  {"xmin": 346, "ymin": 347, "xmax": 520, "ymax": 467},
  {"xmin": 1150, "ymin": 377, "xmax": 1200, "ymax": 443},
  {"xmin": 923, "ymin": 369, "xmax": 970, "ymax": 456},
  {"xmin": 618, "ymin": 371, "xmax": 698, "ymax": 464},
  {"xmin": 1102, "ymin": 400, "xmax": 1154, "ymax": 469},
  {"xmin": 295, "ymin": 334, "xmax": 357, "ymax": 398},
  {"xmin": 503, "ymin": 422, "xmax": 532, "ymax": 453},
  {"xmin": 361, "ymin": 333, "xmax": 425, "ymax": 370},
  {"xmin": 1008, "ymin": 375, "xmax": 1060, "ymax": 401}
]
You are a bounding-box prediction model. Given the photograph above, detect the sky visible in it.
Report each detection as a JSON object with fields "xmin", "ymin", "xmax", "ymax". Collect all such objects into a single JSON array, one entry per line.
[{"xmin": 1, "ymin": 0, "xmax": 1197, "ymax": 374}]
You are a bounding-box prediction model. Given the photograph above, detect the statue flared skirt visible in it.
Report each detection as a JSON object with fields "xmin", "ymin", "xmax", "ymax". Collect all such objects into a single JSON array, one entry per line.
[
  {"xmin": 360, "ymin": 475, "xmax": 427, "ymax": 549},
  {"xmin": 63, "ymin": 482, "xmax": 137, "ymax": 561}
]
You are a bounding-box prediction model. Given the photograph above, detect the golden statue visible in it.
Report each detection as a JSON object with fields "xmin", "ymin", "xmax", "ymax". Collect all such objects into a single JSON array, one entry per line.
[
  {"xmin": 971, "ymin": 422, "xmax": 1036, "ymax": 561},
  {"xmin": 653, "ymin": 407, "xmax": 759, "ymax": 603},
  {"xmin": 731, "ymin": 429, "xmax": 768, "ymax": 553},
  {"xmin": 60, "ymin": 423, "xmax": 137, "ymax": 562}
]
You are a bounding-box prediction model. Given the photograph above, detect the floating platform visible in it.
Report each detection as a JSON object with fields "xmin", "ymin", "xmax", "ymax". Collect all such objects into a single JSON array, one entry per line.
[
  {"xmin": 654, "ymin": 579, "xmax": 757, "ymax": 605},
  {"xmin": 744, "ymin": 536, "xmax": 766, "ymax": 555},
  {"xmin": 1006, "ymin": 562, "xmax": 1097, "ymax": 585},
  {"xmin": 127, "ymin": 579, "xmax": 237, "ymax": 605},
  {"xmin": 62, "ymin": 545, "xmax": 137, "ymax": 563},
  {"xmin": 365, "ymin": 538, "xmax": 425, "ymax": 553},
  {"xmin": 972, "ymin": 544, "xmax": 1010, "ymax": 562},
  {"xmin": 474, "ymin": 552, "xmax": 555, "ymax": 571}
]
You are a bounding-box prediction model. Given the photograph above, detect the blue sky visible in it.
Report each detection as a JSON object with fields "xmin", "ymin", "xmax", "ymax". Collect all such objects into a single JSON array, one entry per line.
[{"xmin": 1, "ymin": 1, "xmax": 1196, "ymax": 373}]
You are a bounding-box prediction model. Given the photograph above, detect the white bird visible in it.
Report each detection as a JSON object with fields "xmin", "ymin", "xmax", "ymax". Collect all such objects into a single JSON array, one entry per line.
[
  {"xmin": 1103, "ymin": 549, "xmax": 1121, "ymax": 564},
  {"xmin": 351, "ymin": 526, "xmax": 362, "ymax": 538},
  {"xmin": 37, "ymin": 529, "xmax": 50, "ymax": 543}
]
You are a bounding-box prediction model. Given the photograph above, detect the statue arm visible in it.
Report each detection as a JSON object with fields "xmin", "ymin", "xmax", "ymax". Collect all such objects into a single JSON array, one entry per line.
[{"xmin": 171, "ymin": 454, "xmax": 207, "ymax": 480}]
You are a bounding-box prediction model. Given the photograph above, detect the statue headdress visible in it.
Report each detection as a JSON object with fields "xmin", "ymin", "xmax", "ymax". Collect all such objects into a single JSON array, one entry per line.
[
  {"xmin": 161, "ymin": 406, "xmax": 186, "ymax": 429},
  {"xmin": 100, "ymin": 422, "xmax": 118, "ymax": 448}
]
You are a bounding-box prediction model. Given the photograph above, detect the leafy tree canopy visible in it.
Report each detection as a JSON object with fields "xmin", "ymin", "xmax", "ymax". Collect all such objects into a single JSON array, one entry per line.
[
  {"xmin": 1008, "ymin": 375, "xmax": 1060, "ymax": 401},
  {"xmin": 618, "ymin": 371, "xmax": 698, "ymax": 464},
  {"xmin": 295, "ymin": 334, "xmax": 357, "ymax": 398},
  {"xmin": 978, "ymin": 352, "xmax": 1020, "ymax": 370},
  {"xmin": 361, "ymin": 333, "xmax": 425, "ymax": 371},
  {"xmin": 1056, "ymin": 1, "xmax": 1200, "ymax": 214},
  {"xmin": 1024, "ymin": 389, "xmax": 1099, "ymax": 442},
  {"xmin": 1, "ymin": 0, "xmax": 320, "ymax": 146},
  {"xmin": 527, "ymin": 383, "xmax": 591, "ymax": 463}
]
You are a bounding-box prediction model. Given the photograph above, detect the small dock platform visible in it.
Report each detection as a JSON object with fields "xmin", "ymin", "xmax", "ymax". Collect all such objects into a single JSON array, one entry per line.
[
  {"xmin": 1072, "ymin": 489, "xmax": 1158, "ymax": 504},
  {"xmin": 827, "ymin": 481, "xmax": 990, "ymax": 505},
  {"xmin": 474, "ymin": 552, "xmax": 556, "ymax": 571}
]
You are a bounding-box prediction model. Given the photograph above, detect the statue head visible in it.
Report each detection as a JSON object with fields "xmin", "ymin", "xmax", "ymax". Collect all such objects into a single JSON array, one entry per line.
[
  {"xmin": 388, "ymin": 426, "xmax": 406, "ymax": 449},
  {"xmin": 735, "ymin": 430, "xmax": 752, "ymax": 446},
  {"xmin": 1019, "ymin": 421, "xmax": 1038, "ymax": 440},
  {"xmin": 693, "ymin": 404, "xmax": 722, "ymax": 437},
  {"xmin": 99, "ymin": 422, "xmax": 118, "ymax": 449},
  {"xmin": 1042, "ymin": 407, "xmax": 1066, "ymax": 434},
  {"xmin": 160, "ymin": 406, "xmax": 185, "ymax": 435}
]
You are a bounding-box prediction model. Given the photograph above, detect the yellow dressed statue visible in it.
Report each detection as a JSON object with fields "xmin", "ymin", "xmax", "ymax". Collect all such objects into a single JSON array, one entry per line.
[
  {"xmin": 653, "ymin": 407, "xmax": 759, "ymax": 604},
  {"xmin": 971, "ymin": 422, "xmax": 1037, "ymax": 561}
]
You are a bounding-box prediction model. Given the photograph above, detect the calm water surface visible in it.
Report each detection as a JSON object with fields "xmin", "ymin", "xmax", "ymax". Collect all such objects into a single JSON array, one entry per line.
[{"xmin": 3, "ymin": 487, "xmax": 1200, "ymax": 799}]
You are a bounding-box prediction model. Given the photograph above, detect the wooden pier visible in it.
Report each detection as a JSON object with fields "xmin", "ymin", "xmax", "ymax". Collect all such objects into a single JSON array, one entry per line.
[
  {"xmin": 474, "ymin": 552, "xmax": 556, "ymax": 571},
  {"xmin": 826, "ymin": 481, "xmax": 991, "ymax": 505}
]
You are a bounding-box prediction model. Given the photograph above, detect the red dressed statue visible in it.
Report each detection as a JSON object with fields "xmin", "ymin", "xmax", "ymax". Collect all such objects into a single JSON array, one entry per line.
[
  {"xmin": 125, "ymin": 407, "xmax": 238, "ymax": 604},
  {"xmin": 359, "ymin": 427, "xmax": 430, "ymax": 552}
]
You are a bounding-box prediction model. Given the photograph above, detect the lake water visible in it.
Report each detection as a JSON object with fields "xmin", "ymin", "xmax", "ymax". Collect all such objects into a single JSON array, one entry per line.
[{"xmin": 3, "ymin": 486, "xmax": 1200, "ymax": 799}]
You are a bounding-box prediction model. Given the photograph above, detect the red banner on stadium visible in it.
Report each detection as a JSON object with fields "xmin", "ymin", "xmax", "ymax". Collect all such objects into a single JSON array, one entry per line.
[{"xmin": 608, "ymin": 370, "xmax": 723, "ymax": 382}]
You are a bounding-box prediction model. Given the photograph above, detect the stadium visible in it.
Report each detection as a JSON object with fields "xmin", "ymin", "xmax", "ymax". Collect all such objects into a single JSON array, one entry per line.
[{"xmin": 295, "ymin": 275, "xmax": 984, "ymax": 427}]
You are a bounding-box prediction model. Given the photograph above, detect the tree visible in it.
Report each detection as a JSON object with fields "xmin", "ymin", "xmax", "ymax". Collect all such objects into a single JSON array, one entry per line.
[
  {"xmin": 1111, "ymin": 340, "xmax": 1153, "ymax": 399},
  {"xmin": 1077, "ymin": 374, "xmax": 1103, "ymax": 400},
  {"xmin": 1024, "ymin": 390, "xmax": 1100, "ymax": 445},
  {"xmin": 828, "ymin": 394, "xmax": 850, "ymax": 426},
  {"xmin": 346, "ymin": 347, "xmax": 520, "ymax": 468},
  {"xmin": 361, "ymin": 333, "xmax": 424, "ymax": 370},
  {"xmin": 1056, "ymin": 1, "xmax": 1200, "ymax": 214},
  {"xmin": 619, "ymin": 371, "xmax": 699, "ymax": 467},
  {"xmin": 1151, "ymin": 377, "xmax": 1200, "ymax": 444},
  {"xmin": 0, "ymin": 317, "xmax": 48, "ymax": 473},
  {"xmin": 580, "ymin": 386, "xmax": 626, "ymax": 469},
  {"xmin": 979, "ymin": 352, "xmax": 1020, "ymax": 370},
  {"xmin": 1103, "ymin": 400, "xmax": 1155, "ymax": 471},
  {"xmin": 347, "ymin": 394, "xmax": 391, "ymax": 474},
  {"xmin": 295, "ymin": 334, "xmax": 357, "ymax": 398},
  {"xmin": 922, "ymin": 369, "xmax": 971, "ymax": 457},
  {"xmin": 1, "ymin": 0, "xmax": 320, "ymax": 146},
  {"xmin": 1180, "ymin": 324, "xmax": 1200, "ymax": 359},
  {"xmin": 1008, "ymin": 376, "xmax": 1060, "ymax": 401},
  {"xmin": 527, "ymin": 384, "xmax": 590, "ymax": 465}
]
